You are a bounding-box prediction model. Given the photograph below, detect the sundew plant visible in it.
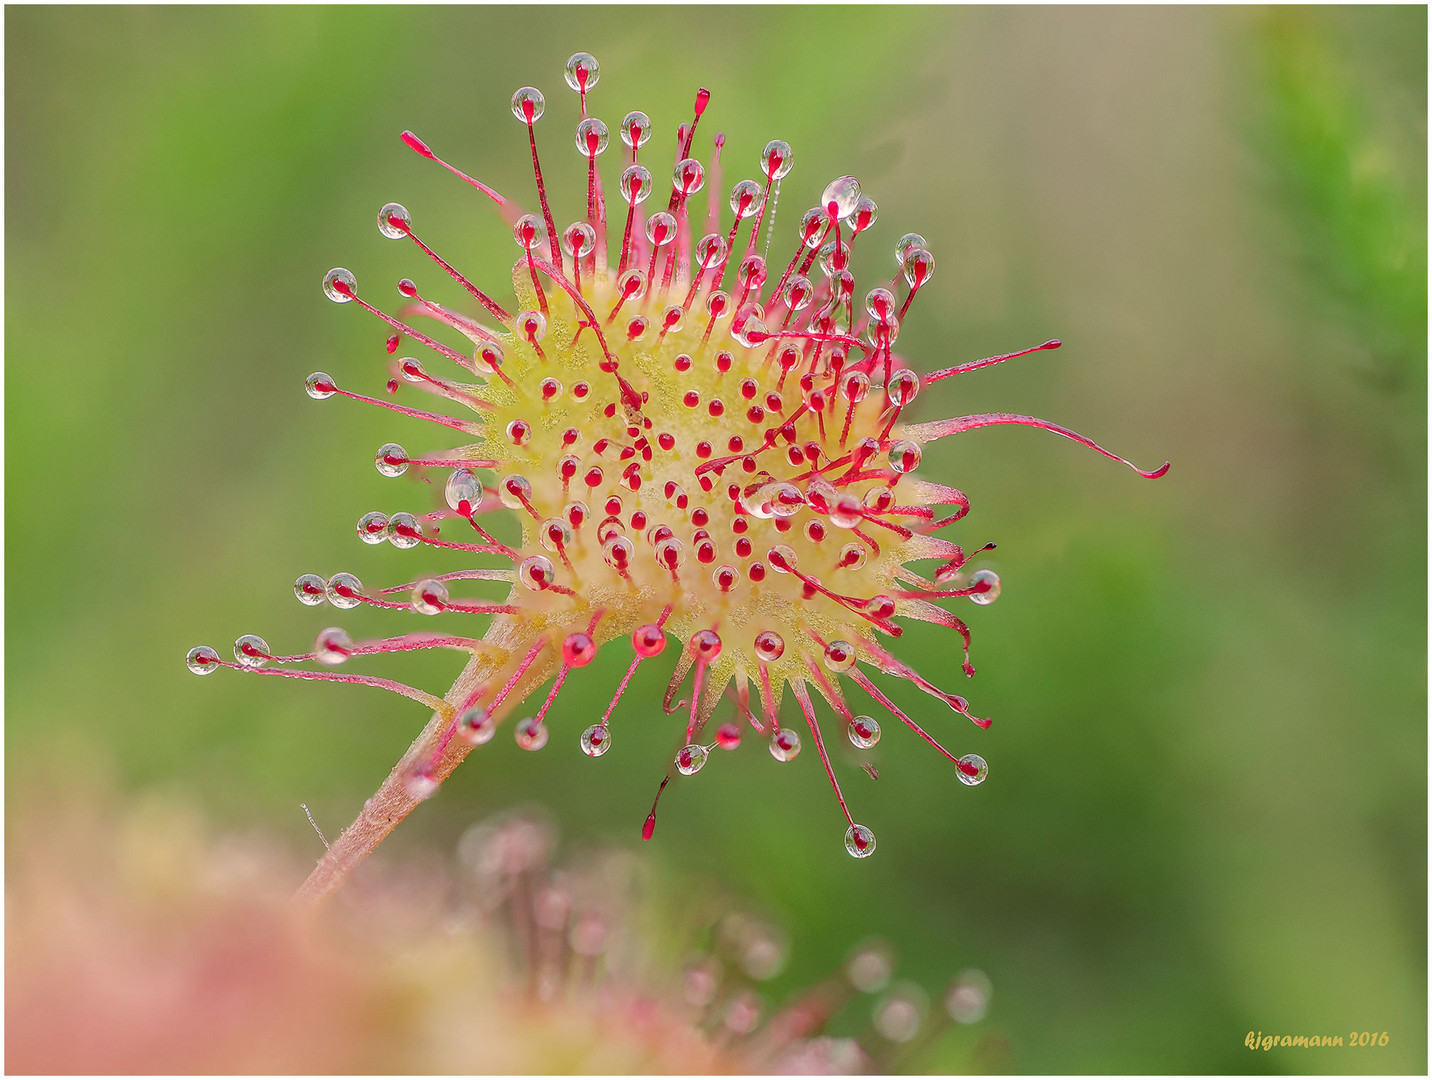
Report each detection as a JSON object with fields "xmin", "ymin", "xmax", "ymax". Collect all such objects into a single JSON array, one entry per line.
[{"xmin": 187, "ymin": 52, "xmax": 1167, "ymax": 904}]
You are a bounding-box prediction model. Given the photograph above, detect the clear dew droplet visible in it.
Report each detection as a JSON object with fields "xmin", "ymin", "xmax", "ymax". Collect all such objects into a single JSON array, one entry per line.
[
  {"xmin": 411, "ymin": 578, "xmax": 448, "ymax": 615},
  {"xmin": 322, "ymin": 267, "xmax": 356, "ymax": 303},
  {"xmin": 387, "ymin": 511, "xmax": 422, "ymax": 549},
  {"xmin": 445, "ymin": 468, "xmax": 482, "ymax": 513},
  {"xmin": 458, "ymin": 706, "xmax": 496, "ymax": 746},
  {"xmin": 903, "ymin": 246, "xmax": 935, "ymax": 287},
  {"xmin": 580, "ymin": 724, "xmax": 611, "ymax": 757},
  {"xmin": 761, "ymin": 139, "xmax": 794, "ymax": 180},
  {"xmin": 957, "ymin": 754, "xmax": 989, "ymax": 786},
  {"xmin": 818, "ymin": 239, "xmax": 849, "ymax": 277},
  {"xmin": 838, "ymin": 542, "xmax": 867, "ymax": 570},
  {"xmin": 863, "ymin": 595, "xmax": 896, "ymax": 620},
  {"xmin": 562, "ymin": 221, "xmax": 597, "ymax": 259},
  {"xmin": 848, "ymin": 715, "xmax": 882, "ymax": 749},
  {"xmin": 660, "ymin": 305, "xmax": 685, "ymax": 334},
  {"xmin": 539, "ymin": 516, "xmax": 574, "ymax": 552},
  {"xmin": 886, "ymin": 368, "xmax": 920, "ymax": 406},
  {"xmin": 233, "ymin": 634, "xmax": 270, "ymax": 668},
  {"xmin": 477, "ymin": 340, "xmax": 504, "ymax": 373},
  {"xmin": 767, "ymin": 482, "xmax": 804, "ymax": 518},
  {"xmin": 602, "ymin": 534, "xmax": 634, "ymax": 570},
  {"xmin": 513, "ymin": 213, "xmax": 547, "ymax": 252},
  {"xmin": 305, "ymin": 371, "xmax": 336, "ymax": 399},
  {"xmin": 846, "ymin": 194, "xmax": 878, "ymax": 233},
  {"xmin": 676, "ymin": 743, "xmax": 709, "ymax": 775},
  {"xmin": 841, "ymin": 370, "xmax": 870, "ymax": 404},
  {"xmin": 514, "ymin": 716, "xmax": 549, "ymax": 751},
  {"xmin": 865, "ymin": 287, "xmax": 895, "ymax": 321},
  {"xmin": 767, "ymin": 544, "xmax": 798, "ymax": 572},
  {"xmin": 737, "ymin": 254, "xmax": 768, "ymax": 289},
  {"xmin": 632, "ymin": 623, "xmax": 666, "ymax": 657},
  {"xmin": 645, "ymin": 211, "xmax": 677, "ymax": 248},
  {"xmin": 620, "ymin": 111, "xmax": 651, "ymax": 150},
  {"xmin": 695, "ymin": 232, "xmax": 728, "ymax": 268},
  {"xmin": 823, "ymin": 639, "xmax": 857, "ymax": 673},
  {"xmin": 564, "ymin": 52, "xmax": 600, "ymax": 92},
  {"xmin": 844, "ymin": 823, "xmax": 877, "ymax": 859},
  {"xmin": 511, "ymin": 86, "xmax": 545, "ymax": 123},
  {"xmin": 377, "ymin": 202, "xmax": 410, "ymax": 239},
  {"xmin": 690, "ymin": 629, "xmax": 722, "ymax": 662},
  {"xmin": 404, "ymin": 765, "xmax": 440, "ymax": 802},
  {"xmin": 732, "ymin": 311, "xmax": 767, "ymax": 349},
  {"xmin": 518, "ymin": 554, "xmax": 555, "ymax": 591},
  {"xmin": 783, "ymin": 273, "xmax": 813, "ymax": 311},
  {"xmin": 186, "ymin": 645, "xmax": 220, "ymax": 675},
  {"xmin": 769, "ymin": 728, "xmax": 802, "ymax": 762},
  {"xmin": 294, "ymin": 573, "xmax": 327, "ymax": 606},
  {"xmin": 868, "ymin": 313, "xmax": 900, "ymax": 345},
  {"xmin": 968, "ymin": 568, "xmax": 1001, "ymax": 605},
  {"xmin": 617, "ymin": 267, "xmax": 648, "ymax": 302},
  {"xmin": 753, "ymin": 630, "xmax": 785, "ymax": 663},
  {"xmin": 375, "ymin": 442, "xmax": 409, "ymax": 477},
  {"xmin": 562, "ymin": 632, "xmax": 596, "ymax": 667},
  {"xmin": 895, "ymin": 233, "xmax": 928, "ymax": 265},
  {"xmin": 357, "ymin": 510, "xmax": 390, "ymax": 545},
  {"xmin": 574, "ymin": 117, "xmax": 609, "ymax": 157},
  {"xmin": 799, "ymin": 207, "xmax": 826, "ymax": 248},
  {"xmin": 655, "ymin": 537, "xmax": 685, "ymax": 570},
  {"xmin": 619, "ymin": 164, "xmax": 652, "ymax": 205},
  {"xmin": 863, "ymin": 485, "xmax": 895, "ymax": 512},
  {"xmin": 326, "ymin": 572, "xmax": 364, "ymax": 610},
  {"xmin": 887, "ymin": 439, "xmax": 922, "ymax": 474},
  {"xmin": 821, "ymin": 175, "xmax": 861, "ymax": 219},
  {"xmin": 498, "ymin": 474, "xmax": 533, "ymax": 510},
  {"xmin": 315, "ymin": 626, "xmax": 352, "ymax": 665},
  {"xmin": 518, "ymin": 309, "xmax": 547, "ymax": 343},
  {"xmin": 729, "ymin": 178, "xmax": 765, "ymax": 219},
  {"xmin": 672, "ymin": 157, "xmax": 705, "ymax": 196},
  {"xmin": 830, "ymin": 494, "xmax": 863, "ymax": 529}
]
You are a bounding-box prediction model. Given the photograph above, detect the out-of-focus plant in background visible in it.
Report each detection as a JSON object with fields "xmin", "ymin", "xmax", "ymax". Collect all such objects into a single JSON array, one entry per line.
[
  {"xmin": 6, "ymin": 6, "xmax": 1425, "ymax": 1073},
  {"xmin": 8, "ymin": 793, "xmax": 997, "ymax": 1073}
]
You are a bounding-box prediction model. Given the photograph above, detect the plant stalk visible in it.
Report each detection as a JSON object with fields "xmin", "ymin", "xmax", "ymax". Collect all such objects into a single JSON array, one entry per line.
[{"xmin": 294, "ymin": 618, "xmax": 527, "ymax": 908}]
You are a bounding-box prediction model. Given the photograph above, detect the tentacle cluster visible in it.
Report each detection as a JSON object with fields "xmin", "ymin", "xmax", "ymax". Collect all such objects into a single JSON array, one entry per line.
[{"xmin": 189, "ymin": 52, "xmax": 1167, "ymax": 858}]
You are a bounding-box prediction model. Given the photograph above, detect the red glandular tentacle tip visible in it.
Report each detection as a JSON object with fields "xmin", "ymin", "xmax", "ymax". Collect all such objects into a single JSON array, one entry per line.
[
  {"xmin": 401, "ymin": 130, "xmax": 511, "ymax": 213},
  {"xmin": 905, "ymin": 412, "xmax": 1170, "ymax": 479},
  {"xmin": 924, "ymin": 338, "xmax": 1061, "ymax": 383},
  {"xmin": 642, "ymin": 775, "xmax": 670, "ymax": 841}
]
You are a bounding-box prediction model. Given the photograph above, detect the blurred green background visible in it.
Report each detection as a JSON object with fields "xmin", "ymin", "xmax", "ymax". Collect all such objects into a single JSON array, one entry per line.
[{"xmin": 7, "ymin": 5, "xmax": 1425, "ymax": 1073}]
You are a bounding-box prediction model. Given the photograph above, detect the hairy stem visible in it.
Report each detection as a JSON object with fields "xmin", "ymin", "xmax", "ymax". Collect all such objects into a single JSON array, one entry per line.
[{"xmin": 294, "ymin": 617, "xmax": 527, "ymax": 908}]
